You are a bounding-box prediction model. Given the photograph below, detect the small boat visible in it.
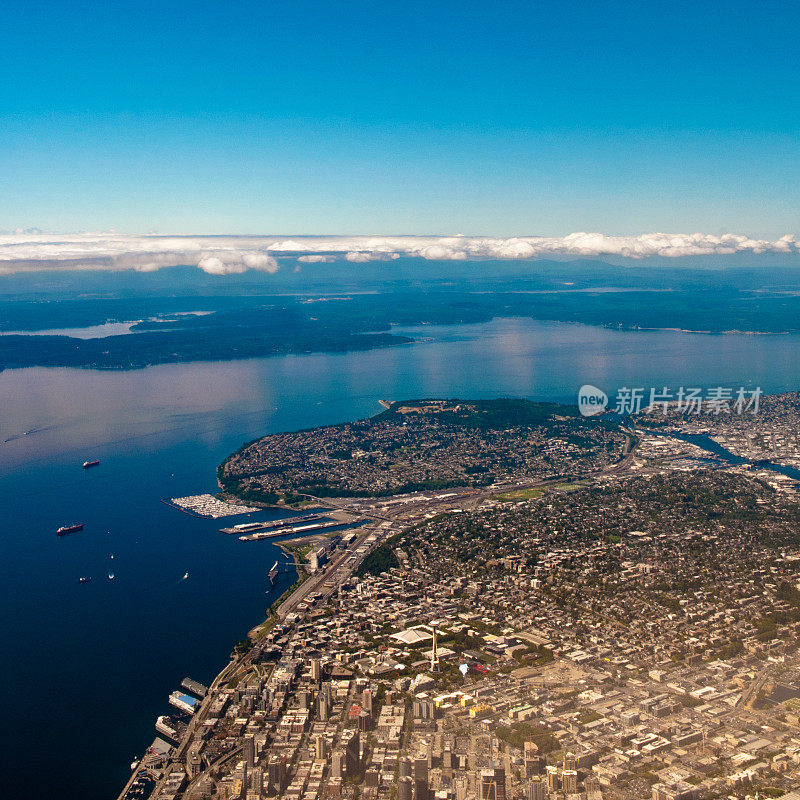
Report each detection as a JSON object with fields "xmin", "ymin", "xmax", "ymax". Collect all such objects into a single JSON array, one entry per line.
[
  {"xmin": 182, "ymin": 572, "xmax": 189, "ymax": 580},
  {"xmin": 57, "ymin": 523, "xmax": 84, "ymax": 536},
  {"xmin": 78, "ymin": 577, "xmax": 92, "ymax": 584},
  {"xmin": 82, "ymin": 459, "xmax": 100, "ymax": 469},
  {"xmin": 108, "ymin": 573, "xmax": 115, "ymax": 580},
  {"xmin": 130, "ymin": 759, "xmax": 139, "ymax": 771}
]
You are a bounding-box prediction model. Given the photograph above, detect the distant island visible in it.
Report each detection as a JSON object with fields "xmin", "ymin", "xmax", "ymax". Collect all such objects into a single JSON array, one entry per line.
[
  {"xmin": 7, "ymin": 262, "xmax": 800, "ymax": 369},
  {"xmin": 218, "ymin": 398, "xmax": 628, "ymax": 504}
]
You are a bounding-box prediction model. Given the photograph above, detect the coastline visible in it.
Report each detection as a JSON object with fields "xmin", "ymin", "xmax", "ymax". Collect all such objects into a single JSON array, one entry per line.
[{"xmin": 246, "ymin": 541, "xmax": 306, "ymax": 640}]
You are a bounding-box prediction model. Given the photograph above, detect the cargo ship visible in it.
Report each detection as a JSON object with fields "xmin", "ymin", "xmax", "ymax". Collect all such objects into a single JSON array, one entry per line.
[
  {"xmin": 82, "ymin": 459, "xmax": 100, "ymax": 469},
  {"xmin": 57, "ymin": 523, "xmax": 84, "ymax": 536}
]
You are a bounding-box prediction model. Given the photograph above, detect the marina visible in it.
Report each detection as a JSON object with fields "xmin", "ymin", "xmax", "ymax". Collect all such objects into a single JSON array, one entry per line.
[{"xmin": 164, "ymin": 494, "xmax": 260, "ymax": 518}]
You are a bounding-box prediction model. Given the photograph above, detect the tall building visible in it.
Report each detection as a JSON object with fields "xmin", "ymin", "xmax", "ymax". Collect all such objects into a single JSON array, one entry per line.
[
  {"xmin": 525, "ymin": 755, "xmax": 545, "ymax": 777},
  {"xmin": 546, "ymin": 766, "xmax": 560, "ymax": 793},
  {"xmin": 414, "ymin": 756, "xmax": 430, "ymax": 800},
  {"xmin": 442, "ymin": 748, "xmax": 454, "ymax": 775},
  {"xmin": 562, "ymin": 769, "xmax": 578, "ymax": 794},
  {"xmin": 493, "ymin": 766, "xmax": 507, "ymax": 800},
  {"xmin": 480, "ymin": 767, "xmax": 506, "ymax": 800},
  {"xmin": 317, "ymin": 691, "xmax": 330, "ymax": 721},
  {"xmin": 243, "ymin": 735, "xmax": 255, "ymax": 768},
  {"xmin": 266, "ymin": 759, "xmax": 283, "ymax": 794},
  {"xmin": 526, "ymin": 780, "xmax": 547, "ymax": 800},
  {"xmin": 398, "ymin": 776, "xmax": 413, "ymax": 800},
  {"xmin": 250, "ymin": 766, "xmax": 264, "ymax": 799},
  {"xmin": 365, "ymin": 768, "xmax": 380, "ymax": 789},
  {"xmin": 345, "ymin": 731, "xmax": 361, "ymax": 776},
  {"xmin": 314, "ymin": 733, "xmax": 327, "ymax": 761},
  {"xmin": 331, "ymin": 751, "xmax": 344, "ymax": 779},
  {"xmin": 362, "ymin": 687, "xmax": 373, "ymax": 714}
]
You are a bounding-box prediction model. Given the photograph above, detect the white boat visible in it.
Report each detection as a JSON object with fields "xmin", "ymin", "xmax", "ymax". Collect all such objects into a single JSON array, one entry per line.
[
  {"xmin": 108, "ymin": 573, "xmax": 115, "ymax": 580},
  {"xmin": 182, "ymin": 572, "xmax": 189, "ymax": 580}
]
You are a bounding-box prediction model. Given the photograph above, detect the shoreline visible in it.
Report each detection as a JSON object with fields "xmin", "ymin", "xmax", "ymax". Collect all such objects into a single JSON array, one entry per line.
[{"xmin": 246, "ymin": 541, "xmax": 306, "ymax": 640}]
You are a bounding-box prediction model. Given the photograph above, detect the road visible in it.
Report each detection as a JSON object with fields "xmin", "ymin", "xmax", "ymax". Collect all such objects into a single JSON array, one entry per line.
[{"xmin": 119, "ymin": 432, "xmax": 640, "ymax": 799}]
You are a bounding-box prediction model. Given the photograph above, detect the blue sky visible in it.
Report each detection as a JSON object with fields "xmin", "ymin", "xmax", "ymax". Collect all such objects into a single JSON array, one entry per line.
[{"xmin": 1, "ymin": 0, "xmax": 798, "ymax": 236}]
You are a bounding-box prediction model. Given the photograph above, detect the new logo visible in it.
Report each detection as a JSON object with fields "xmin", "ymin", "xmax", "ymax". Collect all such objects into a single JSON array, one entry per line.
[{"xmin": 578, "ymin": 384, "xmax": 608, "ymax": 417}]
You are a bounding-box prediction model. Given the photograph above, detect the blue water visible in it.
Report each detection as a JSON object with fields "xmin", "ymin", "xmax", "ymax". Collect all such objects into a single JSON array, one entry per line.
[
  {"xmin": 658, "ymin": 431, "xmax": 800, "ymax": 482},
  {"xmin": 3, "ymin": 317, "xmax": 800, "ymax": 798}
]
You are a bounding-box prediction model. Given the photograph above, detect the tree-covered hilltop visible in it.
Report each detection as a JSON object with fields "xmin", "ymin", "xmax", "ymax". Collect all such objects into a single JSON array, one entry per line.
[{"xmin": 219, "ymin": 398, "xmax": 626, "ymax": 503}]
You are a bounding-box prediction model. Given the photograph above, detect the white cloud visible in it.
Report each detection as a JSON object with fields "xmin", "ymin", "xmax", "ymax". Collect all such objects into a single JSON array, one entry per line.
[
  {"xmin": 297, "ymin": 254, "xmax": 335, "ymax": 263},
  {"xmin": 0, "ymin": 231, "xmax": 797, "ymax": 275}
]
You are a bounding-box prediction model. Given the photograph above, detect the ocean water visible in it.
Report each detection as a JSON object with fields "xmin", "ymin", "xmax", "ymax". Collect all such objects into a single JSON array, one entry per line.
[{"xmin": 3, "ymin": 317, "xmax": 800, "ymax": 798}]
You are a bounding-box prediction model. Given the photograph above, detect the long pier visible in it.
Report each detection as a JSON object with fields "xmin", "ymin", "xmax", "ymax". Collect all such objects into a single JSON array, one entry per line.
[
  {"xmin": 219, "ymin": 513, "xmax": 326, "ymax": 535},
  {"xmin": 237, "ymin": 519, "xmax": 346, "ymax": 541}
]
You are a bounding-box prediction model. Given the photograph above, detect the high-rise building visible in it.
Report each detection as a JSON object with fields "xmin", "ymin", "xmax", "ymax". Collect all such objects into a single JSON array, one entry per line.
[
  {"xmin": 493, "ymin": 766, "xmax": 507, "ymax": 800},
  {"xmin": 526, "ymin": 780, "xmax": 547, "ymax": 800},
  {"xmin": 562, "ymin": 769, "xmax": 578, "ymax": 794},
  {"xmin": 266, "ymin": 759, "xmax": 283, "ymax": 794},
  {"xmin": 480, "ymin": 767, "xmax": 506, "ymax": 800},
  {"xmin": 398, "ymin": 776, "xmax": 413, "ymax": 800},
  {"xmin": 546, "ymin": 766, "xmax": 560, "ymax": 793},
  {"xmin": 480, "ymin": 770, "xmax": 495, "ymax": 800},
  {"xmin": 563, "ymin": 752, "xmax": 577, "ymax": 772},
  {"xmin": 314, "ymin": 733, "xmax": 327, "ymax": 761},
  {"xmin": 331, "ymin": 751, "xmax": 345, "ymax": 779},
  {"xmin": 250, "ymin": 766, "xmax": 264, "ymax": 799},
  {"xmin": 345, "ymin": 731, "xmax": 361, "ymax": 776},
  {"xmin": 414, "ymin": 777, "xmax": 430, "ymax": 800},
  {"xmin": 525, "ymin": 755, "xmax": 545, "ymax": 777},
  {"xmin": 243, "ymin": 735, "xmax": 255, "ymax": 768},
  {"xmin": 414, "ymin": 755, "xmax": 430, "ymax": 800},
  {"xmin": 362, "ymin": 688, "xmax": 373, "ymax": 714},
  {"xmin": 317, "ymin": 691, "xmax": 330, "ymax": 721},
  {"xmin": 365, "ymin": 768, "xmax": 380, "ymax": 788},
  {"xmin": 442, "ymin": 748, "xmax": 454, "ymax": 775}
]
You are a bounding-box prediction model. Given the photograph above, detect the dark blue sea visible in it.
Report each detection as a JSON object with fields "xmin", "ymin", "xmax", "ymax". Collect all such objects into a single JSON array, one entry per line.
[{"xmin": 3, "ymin": 317, "xmax": 800, "ymax": 798}]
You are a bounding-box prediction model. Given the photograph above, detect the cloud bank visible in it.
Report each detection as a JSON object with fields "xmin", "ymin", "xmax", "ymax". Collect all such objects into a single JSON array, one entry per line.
[{"xmin": 0, "ymin": 231, "xmax": 797, "ymax": 275}]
